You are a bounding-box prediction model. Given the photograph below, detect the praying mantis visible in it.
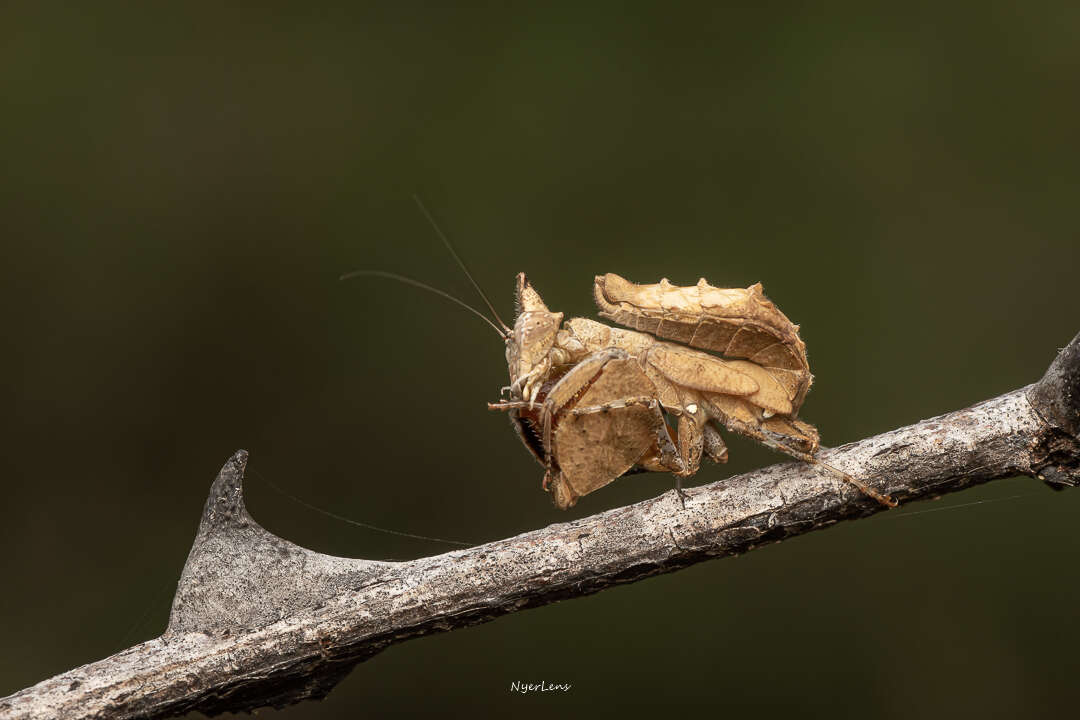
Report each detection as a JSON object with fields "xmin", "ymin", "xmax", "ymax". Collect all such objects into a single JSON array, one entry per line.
[
  {"xmin": 344, "ymin": 200, "xmax": 896, "ymax": 511},
  {"xmin": 486, "ymin": 272, "xmax": 896, "ymax": 510}
]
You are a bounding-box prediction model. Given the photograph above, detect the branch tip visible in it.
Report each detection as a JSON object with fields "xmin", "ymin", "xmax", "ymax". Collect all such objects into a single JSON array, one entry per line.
[{"xmin": 1028, "ymin": 330, "xmax": 1080, "ymax": 438}]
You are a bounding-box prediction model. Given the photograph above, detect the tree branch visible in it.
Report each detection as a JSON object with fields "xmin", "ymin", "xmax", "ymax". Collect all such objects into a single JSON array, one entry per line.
[{"xmin": 4, "ymin": 331, "xmax": 1079, "ymax": 720}]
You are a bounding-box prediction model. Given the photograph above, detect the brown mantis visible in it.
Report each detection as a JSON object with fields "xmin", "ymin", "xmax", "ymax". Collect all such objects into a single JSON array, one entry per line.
[
  {"xmin": 344, "ymin": 199, "xmax": 896, "ymax": 511},
  {"xmin": 486, "ymin": 272, "xmax": 896, "ymax": 510}
]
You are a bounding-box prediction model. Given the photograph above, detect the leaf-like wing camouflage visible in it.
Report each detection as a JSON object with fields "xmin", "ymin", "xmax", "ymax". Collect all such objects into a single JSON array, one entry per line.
[
  {"xmin": 593, "ymin": 273, "xmax": 813, "ymax": 413},
  {"xmin": 550, "ymin": 354, "xmax": 664, "ymax": 501}
]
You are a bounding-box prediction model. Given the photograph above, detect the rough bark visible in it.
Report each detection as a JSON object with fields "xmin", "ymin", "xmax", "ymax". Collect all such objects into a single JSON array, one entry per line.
[{"xmin": 3, "ymin": 331, "xmax": 1079, "ymax": 720}]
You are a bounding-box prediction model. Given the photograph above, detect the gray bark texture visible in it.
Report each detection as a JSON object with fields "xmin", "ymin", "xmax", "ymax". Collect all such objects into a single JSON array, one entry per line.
[{"xmin": 3, "ymin": 331, "xmax": 1079, "ymax": 720}]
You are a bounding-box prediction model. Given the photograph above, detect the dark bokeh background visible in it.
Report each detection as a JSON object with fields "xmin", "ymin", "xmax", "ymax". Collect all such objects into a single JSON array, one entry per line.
[{"xmin": 3, "ymin": 3, "xmax": 1079, "ymax": 718}]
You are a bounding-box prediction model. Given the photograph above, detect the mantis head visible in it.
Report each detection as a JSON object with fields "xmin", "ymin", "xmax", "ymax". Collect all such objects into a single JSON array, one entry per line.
[{"xmin": 506, "ymin": 273, "xmax": 563, "ymax": 402}]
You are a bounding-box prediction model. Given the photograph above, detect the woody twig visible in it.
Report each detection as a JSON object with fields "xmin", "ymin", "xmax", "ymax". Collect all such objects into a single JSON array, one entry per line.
[{"xmin": 2, "ymin": 332, "xmax": 1078, "ymax": 720}]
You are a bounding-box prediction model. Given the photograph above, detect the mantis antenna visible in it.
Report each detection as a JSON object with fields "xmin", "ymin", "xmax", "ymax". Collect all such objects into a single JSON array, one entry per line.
[
  {"xmin": 339, "ymin": 269, "xmax": 508, "ymax": 340},
  {"xmin": 412, "ymin": 194, "xmax": 512, "ymax": 333}
]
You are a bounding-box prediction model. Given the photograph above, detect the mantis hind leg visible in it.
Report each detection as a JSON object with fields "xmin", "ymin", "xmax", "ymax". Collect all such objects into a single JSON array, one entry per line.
[{"xmin": 708, "ymin": 413, "xmax": 897, "ymax": 508}]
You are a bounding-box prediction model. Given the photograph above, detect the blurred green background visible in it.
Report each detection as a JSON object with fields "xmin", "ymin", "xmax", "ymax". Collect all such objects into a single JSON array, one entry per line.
[{"xmin": 2, "ymin": 3, "xmax": 1079, "ymax": 718}]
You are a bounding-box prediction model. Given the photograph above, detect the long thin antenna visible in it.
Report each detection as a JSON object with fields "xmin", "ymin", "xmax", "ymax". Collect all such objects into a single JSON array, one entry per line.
[
  {"xmin": 412, "ymin": 195, "xmax": 512, "ymax": 333},
  {"xmin": 884, "ymin": 492, "xmax": 1036, "ymax": 520},
  {"xmin": 250, "ymin": 466, "xmax": 476, "ymax": 548},
  {"xmin": 339, "ymin": 270, "xmax": 507, "ymax": 339}
]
